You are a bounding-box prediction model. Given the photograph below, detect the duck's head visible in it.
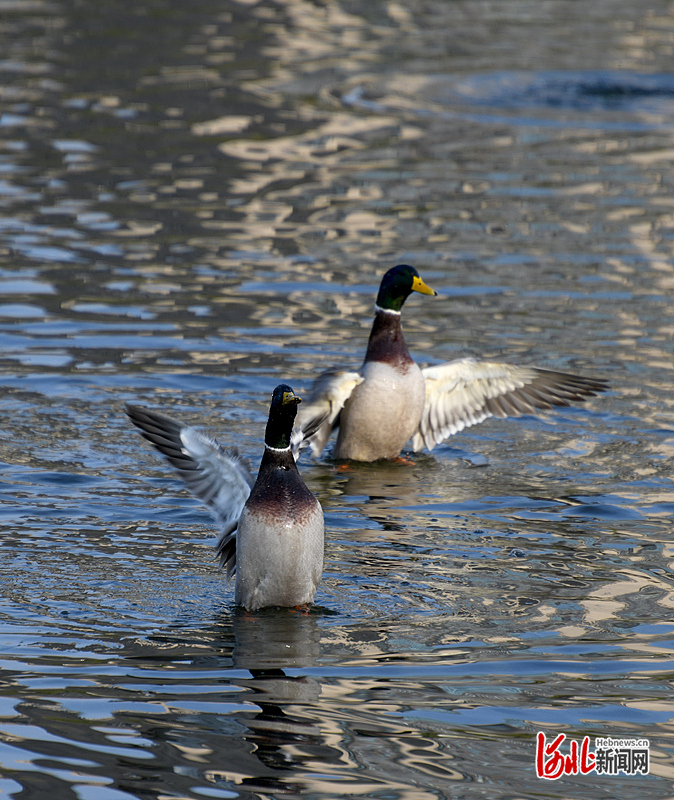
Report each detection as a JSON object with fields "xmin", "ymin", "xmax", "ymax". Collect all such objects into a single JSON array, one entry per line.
[
  {"xmin": 375, "ymin": 264, "xmax": 437, "ymax": 312},
  {"xmin": 265, "ymin": 384, "xmax": 302, "ymax": 449}
]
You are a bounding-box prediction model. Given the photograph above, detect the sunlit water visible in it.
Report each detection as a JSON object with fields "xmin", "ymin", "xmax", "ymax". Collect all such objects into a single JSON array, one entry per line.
[{"xmin": 1, "ymin": 0, "xmax": 673, "ymax": 798}]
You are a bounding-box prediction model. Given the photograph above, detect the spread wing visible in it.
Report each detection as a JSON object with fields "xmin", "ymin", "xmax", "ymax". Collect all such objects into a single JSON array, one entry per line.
[
  {"xmin": 291, "ymin": 370, "xmax": 364, "ymax": 458},
  {"xmin": 125, "ymin": 404, "xmax": 255, "ymax": 578},
  {"xmin": 411, "ymin": 359, "xmax": 609, "ymax": 452}
]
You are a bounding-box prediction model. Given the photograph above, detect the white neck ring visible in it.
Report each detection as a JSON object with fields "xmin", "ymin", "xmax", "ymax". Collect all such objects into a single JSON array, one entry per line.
[
  {"xmin": 265, "ymin": 444, "xmax": 291, "ymax": 453},
  {"xmin": 374, "ymin": 303, "xmax": 401, "ymax": 316}
]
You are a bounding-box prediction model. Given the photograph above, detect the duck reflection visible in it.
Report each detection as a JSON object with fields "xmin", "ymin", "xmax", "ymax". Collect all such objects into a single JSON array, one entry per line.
[
  {"xmin": 221, "ymin": 607, "xmax": 328, "ymax": 793},
  {"xmin": 231, "ymin": 606, "xmax": 322, "ymax": 671},
  {"xmin": 314, "ymin": 454, "xmax": 447, "ymax": 531}
]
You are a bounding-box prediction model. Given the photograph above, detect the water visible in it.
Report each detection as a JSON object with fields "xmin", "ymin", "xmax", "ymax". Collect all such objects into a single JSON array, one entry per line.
[{"xmin": 1, "ymin": 0, "xmax": 673, "ymax": 797}]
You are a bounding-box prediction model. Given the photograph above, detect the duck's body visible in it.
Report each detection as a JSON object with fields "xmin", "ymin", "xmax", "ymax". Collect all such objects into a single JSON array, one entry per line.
[
  {"xmin": 334, "ymin": 309, "xmax": 426, "ymax": 461},
  {"xmin": 126, "ymin": 385, "xmax": 324, "ymax": 611},
  {"xmin": 293, "ymin": 265, "xmax": 608, "ymax": 462},
  {"xmin": 236, "ymin": 445, "xmax": 323, "ymax": 610}
]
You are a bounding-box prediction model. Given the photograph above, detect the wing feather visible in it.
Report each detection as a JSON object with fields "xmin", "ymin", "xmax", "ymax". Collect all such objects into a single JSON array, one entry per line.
[
  {"xmin": 291, "ymin": 370, "xmax": 364, "ymax": 458},
  {"xmin": 411, "ymin": 359, "xmax": 608, "ymax": 452},
  {"xmin": 125, "ymin": 404, "xmax": 255, "ymax": 578}
]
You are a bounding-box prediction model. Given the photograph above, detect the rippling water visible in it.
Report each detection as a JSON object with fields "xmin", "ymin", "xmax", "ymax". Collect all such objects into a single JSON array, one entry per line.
[{"xmin": 1, "ymin": 0, "xmax": 674, "ymax": 797}]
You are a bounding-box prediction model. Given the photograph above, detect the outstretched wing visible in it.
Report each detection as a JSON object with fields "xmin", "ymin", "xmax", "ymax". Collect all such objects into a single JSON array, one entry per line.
[
  {"xmin": 411, "ymin": 359, "xmax": 609, "ymax": 452},
  {"xmin": 291, "ymin": 370, "xmax": 364, "ymax": 458},
  {"xmin": 125, "ymin": 404, "xmax": 255, "ymax": 578}
]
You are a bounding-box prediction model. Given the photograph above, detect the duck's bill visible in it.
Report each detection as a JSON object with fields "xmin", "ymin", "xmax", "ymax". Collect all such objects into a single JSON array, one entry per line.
[
  {"xmin": 282, "ymin": 390, "xmax": 302, "ymax": 405},
  {"xmin": 412, "ymin": 275, "xmax": 438, "ymax": 296}
]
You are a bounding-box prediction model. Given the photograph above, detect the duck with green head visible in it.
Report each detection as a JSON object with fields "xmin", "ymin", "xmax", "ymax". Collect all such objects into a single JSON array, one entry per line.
[
  {"xmin": 292, "ymin": 264, "xmax": 608, "ymax": 462},
  {"xmin": 335, "ymin": 264, "xmax": 436, "ymax": 461},
  {"xmin": 126, "ymin": 385, "xmax": 324, "ymax": 611}
]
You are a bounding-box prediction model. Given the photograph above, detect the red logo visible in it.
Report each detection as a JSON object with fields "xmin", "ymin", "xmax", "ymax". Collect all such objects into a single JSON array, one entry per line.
[{"xmin": 536, "ymin": 732, "xmax": 596, "ymax": 779}]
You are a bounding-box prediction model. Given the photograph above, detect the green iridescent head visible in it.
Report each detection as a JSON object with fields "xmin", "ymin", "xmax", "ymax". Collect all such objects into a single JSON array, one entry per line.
[
  {"xmin": 375, "ymin": 264, "xmax": 437, "ymax": 312},
  {"xmin": 265, "ymin": 384, "xmax": 302, "ymax": 449}
]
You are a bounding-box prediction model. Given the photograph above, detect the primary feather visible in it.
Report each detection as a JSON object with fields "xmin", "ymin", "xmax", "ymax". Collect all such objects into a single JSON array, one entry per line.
[
  {"xmin": 125, "ymin": 404, "xmax": 253, "ymax": 578},
  {"xmin": 412, "ymin": 359, "xmax": 608, "ymax": 452}
]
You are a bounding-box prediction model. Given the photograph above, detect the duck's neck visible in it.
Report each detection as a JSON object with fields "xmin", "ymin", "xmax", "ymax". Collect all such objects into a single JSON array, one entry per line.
[
  {"xmin": 363, "ymin": 306, "xmax": 414, "ymax": 367},
  {"xmin": 259, "ymin": 444, "xmax": 298, "ymax": 474}
]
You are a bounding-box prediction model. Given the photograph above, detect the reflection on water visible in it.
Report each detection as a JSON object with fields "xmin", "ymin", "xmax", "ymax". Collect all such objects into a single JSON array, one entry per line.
[
  {"xmin": 1, "ymin": 0, "xmax": 674, "ymax": 797},
  {"xmin": 451, "ymin": 70, "xmax": 674, "ymax": 114}
]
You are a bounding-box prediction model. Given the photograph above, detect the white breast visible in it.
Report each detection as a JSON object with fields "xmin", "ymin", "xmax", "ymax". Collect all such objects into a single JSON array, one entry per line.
[{"xmin": 334, "ymin": 361, "xmax": 425, "ymax": 461}]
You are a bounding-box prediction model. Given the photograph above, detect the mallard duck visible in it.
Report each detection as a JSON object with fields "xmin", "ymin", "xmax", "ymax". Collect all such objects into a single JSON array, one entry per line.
[
  {"xmin": 126, "ymin": 385, "xmax": 324, "ymax": 611},
  {"xmin": 292, "ymin": 264, "xmax": 608, "ymax": 462}
]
